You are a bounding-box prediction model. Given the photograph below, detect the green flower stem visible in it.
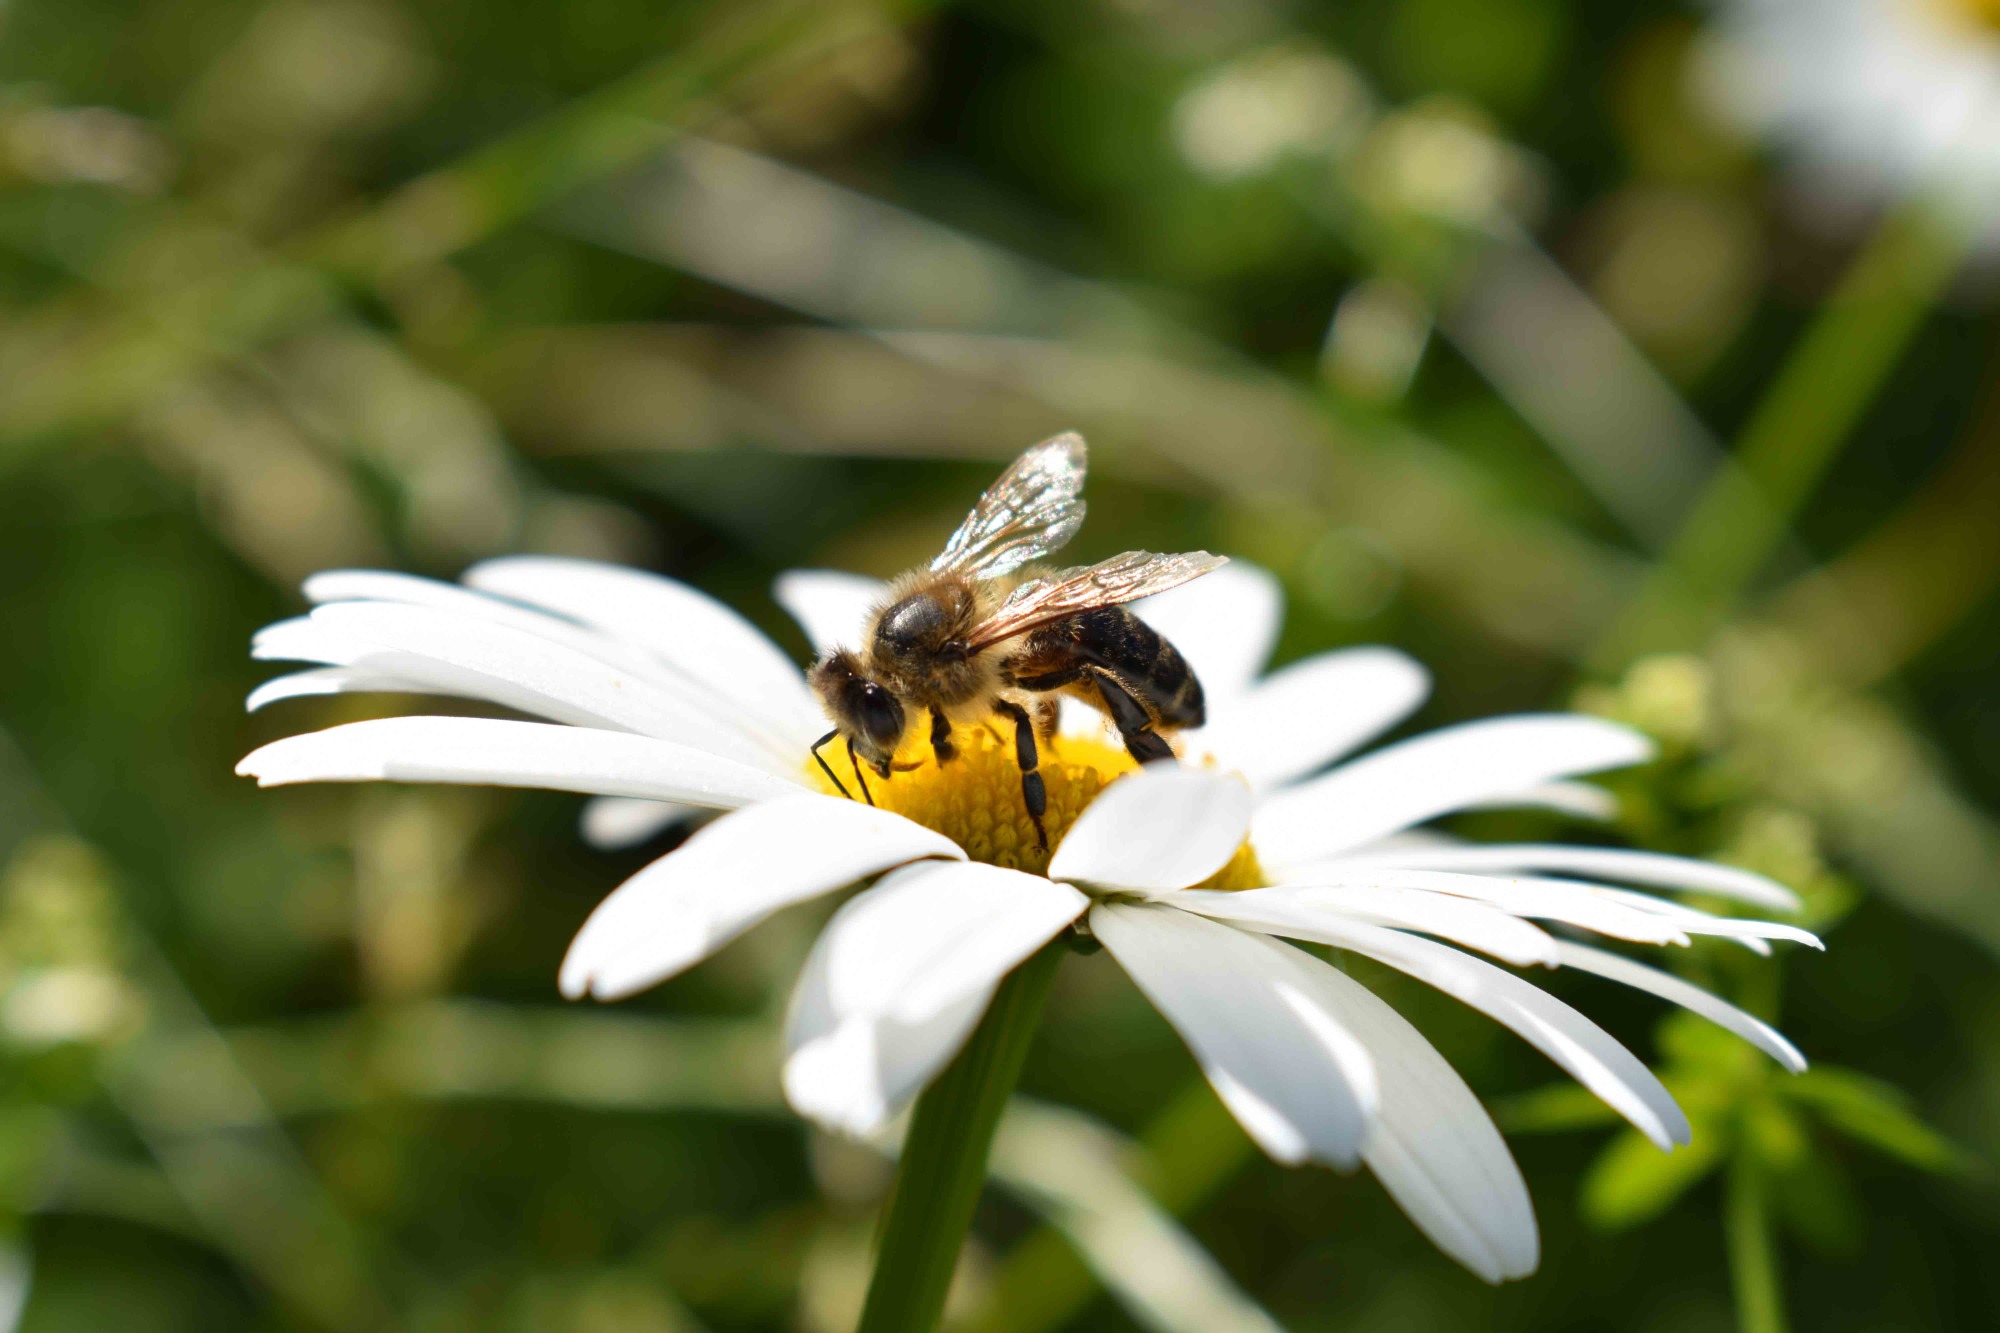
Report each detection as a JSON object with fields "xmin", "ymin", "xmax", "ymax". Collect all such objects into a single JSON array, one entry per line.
[
  {"xmin": 855, "ymin": 939, "xmax": 1066, "ymax": 1333},
  {"xmin": 1725, "ymin": 1153, "xmax": 1788, "ymax": 1333}
]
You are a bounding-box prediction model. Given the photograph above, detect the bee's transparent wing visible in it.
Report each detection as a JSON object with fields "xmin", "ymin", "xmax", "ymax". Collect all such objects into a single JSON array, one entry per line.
[
  {"xmin": 930, "ymin": 432, "xmax": 1088, "ymax": 579},
  {"xmin": 964, "ymin": 550, "xmax": 1228, "ymax": 651}
]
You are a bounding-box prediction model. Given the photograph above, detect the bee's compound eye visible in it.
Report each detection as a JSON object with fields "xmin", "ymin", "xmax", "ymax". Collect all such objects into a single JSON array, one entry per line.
[{"xmin": 857, "ymin": 683, "xmax": 905, "ymax": 749}]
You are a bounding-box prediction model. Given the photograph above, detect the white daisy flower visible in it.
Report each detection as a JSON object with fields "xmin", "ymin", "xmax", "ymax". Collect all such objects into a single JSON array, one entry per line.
[
  {"xmin": 1696, "ymin": 0, "xmax": 2000, "ymax": 240},
  {"xmin": 237, "ymin": 556, "xmax": 1818, "ymax": 1284}
]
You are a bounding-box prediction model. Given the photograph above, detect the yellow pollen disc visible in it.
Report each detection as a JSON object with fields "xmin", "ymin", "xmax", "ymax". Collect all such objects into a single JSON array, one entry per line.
[
  {"xmin": 808, "ymin": 725, "xmax": 1263, "ymax": 889},
  {"xmin": 1935, "ymin": 0, "xmax": 2000, "ymax": 30}
]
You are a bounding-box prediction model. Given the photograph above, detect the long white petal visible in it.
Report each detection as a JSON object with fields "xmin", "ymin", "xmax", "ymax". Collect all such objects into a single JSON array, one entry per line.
[
  {"xmin": 559, "ymin": 795, "xmax": 961, "ymax": 1001},
  {"xmin": 1196, "ymin": 885, "xmax": 1561, "ymax": 968},
  {"xmin": 785, "ymin": 984, "xmax": 992, "ymax": 1138},
  {"xmin": 1201, "ymin": 648, "xmax": 1430, "ymax": 791},
  {"xmin": 302, "ymin": 569, "xmax": 723, "ymax": 702},
  {"xmin": 1254, "ymin": 716, "xmax": 1655, "ymax": 868},
  {"xmin": 1296, "ymin": 963, "xmax": 1539, "ymax": 1282},
  {"xmin": 1173, "ymin": 899, "xmax": 1689, "ymax": 1149},
  {"xmin": 783, "ymin": 862, "xmax": 1086, "ymax": 1134},
  {"xmin": 1462, "ymin": 781, "xmax": 1619, "ymax": 822},
  {"xmin": 1330, "ymin": 843, "xmax": 1802, "ymax": 912},
  {"xmin": 252, "ymin": 616, "xmax": 370, "ymax": 666},
  {"xmin": 463, "ymin": 557, "xmax": 819, "ymax": 742},
  {"xmin": 305, "ymin": 601, "xmax": 778, "ymax": 768},
  {"xmin": 1585, "ymin": 887, "xmax": 1824, "ymax": 951},
  {"xmin": 1296, "ymin": 870, "xmax": 1695, "ymax": 948},
  {"xmin": 1131, "ymin": 562, "xmax": 1281, "ymax": 711},
  {"xmin": 1091, "ymin": 903, "xmax": 1378, "ymax": 1168},
  {"xmin": 1048, "ymin": 767, "xmax": 1252, "ymax": 892},
  {"xmin": 580, "ymin": 796, "xmax": 697, "ymax": 850},
  {"xmin": 1552, "ymin": 942, "xmax": 1807, "ymax": 1073},
  {"xmin": 237, "ymin": 717, "xmax": 800, "ymax": 806},
  {"xmin": 799, "ymin": 862, "xmax": 1087, "ymax": 1026},
  {"xmin": 773, "ymin": 569, "xmax": 887, "ymax": 656},
  {"xmin": 246, "ymin": 666, "xmax": 455, "ymax": 712}
]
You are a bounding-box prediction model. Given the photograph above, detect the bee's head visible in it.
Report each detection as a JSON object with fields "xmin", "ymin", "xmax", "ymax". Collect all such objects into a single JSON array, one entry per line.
[{"xmin": 809, "ymin": 649, "xmax": 905, "ymax": 776}]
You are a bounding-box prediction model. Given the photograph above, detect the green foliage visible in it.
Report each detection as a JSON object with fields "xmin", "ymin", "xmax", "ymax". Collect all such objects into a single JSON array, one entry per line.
[{"xmin": 2, "ymin": 0, "xmax": 1998, "ymax": 1329}]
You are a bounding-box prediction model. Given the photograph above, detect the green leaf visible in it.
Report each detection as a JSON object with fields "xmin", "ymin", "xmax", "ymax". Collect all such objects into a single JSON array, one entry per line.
[
  {"xmin": 1768, "ymin": 1152, "xmax": 1863, "ymax": 1258},
  {"xmin": 1782, "ymin": 1067, "xmax": 1973, "ymax": 1175},
  {"xmin": 1744, "ymin": 1098, "xmax": 1808, "ymax": 1170},
  {"xmin": 1581, "ymin": 1122, "xmax": 1726, "ymax": 1231}
]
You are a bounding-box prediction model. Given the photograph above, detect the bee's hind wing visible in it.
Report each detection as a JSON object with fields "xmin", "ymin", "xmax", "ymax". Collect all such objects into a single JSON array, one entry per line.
[
  {"xmin": 964, "ymin": 550, "xmax": 1227, "ymax": 651},
  {"xmin": 931, "ymin": 433, "xmax": 1088, "ymax": 579}
]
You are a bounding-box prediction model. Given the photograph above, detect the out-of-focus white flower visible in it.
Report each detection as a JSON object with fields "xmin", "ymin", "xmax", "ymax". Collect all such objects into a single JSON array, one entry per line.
[
  {"xmin": 238, "ymin": 557, "xmax": 1818, "ymax": 1283},
  {"xmin": 1697, "ymin": 0, "xmax": 2000, "ymax": 238}
]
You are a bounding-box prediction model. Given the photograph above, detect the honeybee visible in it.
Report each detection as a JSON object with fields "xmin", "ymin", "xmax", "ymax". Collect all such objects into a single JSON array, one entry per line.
[{"xmin": 808, "ymin": 432, "xmax": 1225, "ymax": 850}]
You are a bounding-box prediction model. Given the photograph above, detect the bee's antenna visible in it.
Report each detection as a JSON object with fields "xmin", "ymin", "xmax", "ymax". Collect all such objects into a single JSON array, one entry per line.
[
  {"xmin": 847, "ymin": 738, "xmax": 876, "ymax": 807},
  {"xmin": 811, "ymin": 730, "xmax": 852, "ymax": 801}
]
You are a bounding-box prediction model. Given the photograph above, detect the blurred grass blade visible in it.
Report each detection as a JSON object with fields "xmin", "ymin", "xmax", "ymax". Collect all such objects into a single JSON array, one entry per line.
[
  {"xmin": 982, "ymin": 1100, "xmax": 1282, "ymax": 1333},
  {"xmin": 1725, "ymin": 1154, "xmax": 1789, "ymax": 1333},
  {"xmin": 1444, "ymin": 239, "xmax": 1722, "ymax": 547},
  {"xmin": 1595, "ymin": 198, "xmax": 1973, "ymax": 669}
]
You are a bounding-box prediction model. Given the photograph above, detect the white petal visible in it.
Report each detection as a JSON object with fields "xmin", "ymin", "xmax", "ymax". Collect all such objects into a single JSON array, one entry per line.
[
  {"xmin": 1296, "ymin": 870, "xmax": 1695, "ymax": 948},
  {"xmin": 1200, "ymin": 648, "xmax": 1430, "ymax": 791},
  {"xmin": 1131, "ymin": 562, "xmax": 1281, "ymax": 710},
  {"xmin": 559, "ymin": 795, "xmax": 961, "ymax": 1001},
  {"xmin": 1462, "ymin": 781, "xmax": 1619, "ymax": 822},
  {"xmin": 1296, "ymin": 963, "xmax": 1538, "ymax": 1282},
  {"xmin": 785, "ymin": 984, "xmax": 992, "ymax": 1138},
  {"xmin": 1197, "ymin": 885, "xmax": 1561, "ymax": 968},
  {"xmin": 1047, "ymin": 767, "xmax": 1252, "ymax": 892},
  {"xmin": 237, "ymin": 717, "xmax": 800, "ymax": 806},
  {"xmin": 799, "ymin": 861, "xmax": 1087, "ymax": 1025},
  {"xmin": 1330, "ymin": 843, "xmax": 1802, "ymax": 913},
  {"xmin": 246, "ymin": 666, "xmax": 454, "ymax": 711},
  {"xmin": 1173, "ymin": 901, "xmax": 1689, "ymax": 1150},
  {"xmin": 305, "ymin": 601, "xmax": 779, "ymax": 768},
  {"xmin": 580, "ymin": 796, "xmax": 697, "ymax": 850},
  {"xmin": 783, "ymin": 862, "xmax": 1086, "ymax": 1134},
  {"xmin": 773, "ymin": 569, "xmax": 887, "ymax": 656},
  {"xmin": 1091, "ymin": 902, "xmax": 1378, "ymax": 1168},
  {"xmin": 252, "ymin": 615, "xmax": 370, "ymax": 666},
  {"xmin": 1254, "ymin": 716, "xmax": 1655, "ymax": 869},
  {"xmin": 1584, "ymin": 887, "xmax": 1824, "ymax": 951},
  {"xmin": 302, "ymin": 569, "xmax": 727, "ymax": 708},
  {"xmin": 463, "ymin": 556, "xmax": 819, "ymax": 743},
  {"xmin": 1551, "ymin": 942, "xmax": 1807, "ymax": 1073}
]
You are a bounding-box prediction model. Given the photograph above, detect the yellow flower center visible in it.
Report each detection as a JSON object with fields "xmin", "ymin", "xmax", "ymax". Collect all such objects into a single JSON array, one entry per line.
[
  {"xmin": 806, "ymin": 725, "xmax": 1263, "ymax": 889},
  {"xmin": 1934, "ymin": 0, "xmax": 2000, "ymax": 31}
]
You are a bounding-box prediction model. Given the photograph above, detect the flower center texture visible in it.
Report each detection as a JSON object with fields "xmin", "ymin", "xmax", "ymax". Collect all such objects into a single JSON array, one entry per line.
[
  {"xmin": 1936, "ymin": 0, "xmax": 2000, "ymax": 31},
  {"xmin": 807, "ymin": 725, "xmax": 1263, "ymax": 888}
]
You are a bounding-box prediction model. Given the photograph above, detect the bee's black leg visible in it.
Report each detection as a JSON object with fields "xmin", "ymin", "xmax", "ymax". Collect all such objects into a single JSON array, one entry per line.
[
  {"xmin": 994, "ymin": 699, "xmax": 1048, "ymax": 851},
  {"xmin": 847, "ymin": 737, "xmax": 875, "ymax": 807},
  {"xmin": 811, "ymin": 730, "xmax": 852, "ymax": 800},
  {"xmin": 1092, "ymin": 673, "xmax": 1174, "ymax": 765},
  {"xmin": 930, "ymin": 707, "xmax": 956, "ymax": 766}
]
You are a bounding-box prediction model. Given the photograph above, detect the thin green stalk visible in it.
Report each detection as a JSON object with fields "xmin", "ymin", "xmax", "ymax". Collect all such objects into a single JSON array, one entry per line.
[
  {"xmin": 1590, "ymin": 198, "xmax": 1972, "ymax": 672},
  {"xmin": 1725, "ymin": 1153, "xmax": 1788, "ymax": 1333},
  {"xmin": 856, "ymin": 940, "xmax": 1066, "ymax": 1333}
]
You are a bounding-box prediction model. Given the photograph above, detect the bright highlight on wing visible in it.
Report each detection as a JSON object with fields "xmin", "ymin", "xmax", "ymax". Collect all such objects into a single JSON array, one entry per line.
[
  {"xmin": 967, "ymin": 550, "xmax": 1228, "ymax": 650},
  {"xmin": 930, "ymin": 432, "xmax": 1089, "ymax": 579}
]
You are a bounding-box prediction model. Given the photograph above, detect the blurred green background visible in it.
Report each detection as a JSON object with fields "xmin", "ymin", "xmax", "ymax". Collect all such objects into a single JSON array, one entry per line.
[{"xmin": 3, "ymin": 0, "xmax": 1998, "ymax": 1328}]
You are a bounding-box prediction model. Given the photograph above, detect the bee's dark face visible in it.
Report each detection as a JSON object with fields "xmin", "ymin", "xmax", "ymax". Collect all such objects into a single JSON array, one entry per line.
[{"xmin": 809, "ymin": 650, "xmax": 906, "ymax": 775}]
